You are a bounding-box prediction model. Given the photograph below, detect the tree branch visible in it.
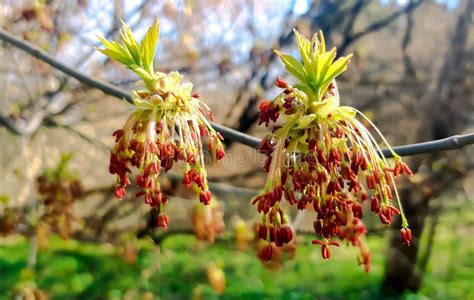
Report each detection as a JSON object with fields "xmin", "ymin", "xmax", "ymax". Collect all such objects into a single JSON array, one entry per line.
[
  {"xmin": 1, "ymin": 28, "xmax": 473, "ymax": 158},
  {"xmin": 338, "ymin": 1, "xmax": 422, "ymax": 55}
]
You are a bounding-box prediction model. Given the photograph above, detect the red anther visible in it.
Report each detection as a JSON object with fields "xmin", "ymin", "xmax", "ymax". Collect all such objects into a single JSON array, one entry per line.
[
  {"xmin": 311, "ymin": 239, "xmax": 324, "ymax": 245},
  {"xmin": 156, "ymin": 213, "xmax": 169, "ymax": 228},
  {"xmin": 208, "ymin": 137, "xmax": 216, "ymax": 151},
  {"xmin": 321, "ymin": 244, "xmax": 331, "ymax": 260},
  {"xmin": 112, "ymin": 129, "xmax": 124, "ymax": 142},
  {"xmin": 216, "ymin": 147, "xmax": 225, "ymax": 160},
  {"xmin": 358, "ymin": 248, "xmax": 371, "ymax": 273},
  {"xmin": 208, "ymin": 111, "xmax": 215, "ymax": 122},
  {"xmin": 258, "ymin": 136, "xmax": 275, "ymax": 155},
  {"xmin": 360, "ymin": 157, "xmax": 368, "ymax": 171},
  {"xmin": 199, "ymin": 124, "xmax": 210, "ymax": 137},
  {"xmin": 360, "ymin": 190, "xmax": 368, "ymax": 202},
  {"xmin": 114, "ymin": 186, "xmax": 126, "ymax": 199},
  {"xmin": 370, "ymin": 196, "xmax": 380, "ymax": 213},
  {"xmin": 258, "ymin": 223, "xmax": 268, "ymax": 240},
  {"xmin": 259, "ymin": 100, "xmax": 271, "ymax": 112},
  {"xmin": 136, "ymin": 173, "xmax": 145, "ymax": 187},
  {"xmin": 263, "ymin": 156, "xmax": 272, "ymax": 172},
  {"xmin": 161, "ymin": 194, "xmax": 168, "ymax": 204},
  {"xmin": 312, "ymin": 219, "xmax": 322, "ymax": 234},
  {"xmin": 379, "ymin": 210, "xmax": 392, "ymax": 225},
  {"xmin": 365, "ymin": 174, "xmax": 375, "ymax": 190},
  {"xmin": 275, "ymin": 76, "xmax": 289, "ymax": 88},
  {"xmin": 199, "ymin": 190, "xmax": 212, "ymax": 205},
  {"xmin": 182, "ymin": 169, "xmax": 193, "ymax": 186},
  {"xmin": 327, "ymin": 82, "xmax": 335, "ymax": 94},
  {"xmin": 144, "ymin": 194, "xmax": 152, "ymax": 205},
  {"xmin": 401, "ymin": 161, "xmax": 413, "ymax": 176},
  {"xmin": 191, "ymin": 93, "xmax": 200, "ymax": 98},
  {"xmin": 384, "ymin": 170, "xmax": 391, "ymax": 182},
  {"xmin": 274, "ymin": 228, "xmax": 284, "ymax": 247},
  {"xmin": 317, "ymin": 148, "xmax": 327, "ymax": 164},
  {"xmin": 284, "ymin": 189, "xmax": 297, "ymax": 205},
  {"xmin": 281, "ymin": 225, "xmax": 293, "ymax": 243},
  {"xmin": 387, "ymin": 205, "xmax": 400, "ymax": 216},
  {"xmin": 269, "ymin": 226, "xmax": 276, "ymax": 242},
  {"xmin": 373, "ymin": 170, "xmax": 381, "ymax": 184},
  {"xmin": 352, "ymin": 203, "xmax": 363, "ymax": 219},
  {"xmin": 400, "ymin": 228, "xmax": 412, "ymax": 246},
  {"xmin": 308, "ymin": 139, "xmax": 317, "ymax": 151},
  {"xmin": 329, "ymin": 148, "xmax": 341, "ymax": 163},
  {"xmin": 186, "ymin": 152, "xmax": 196, "ymax": 164},
  {"xmin": 393, "ymin": 163, "xmax": 401, "ymax": 176},
  {"xmin": 385, "ymin": 185, "xmax": 393, "ymax": 200},
  {"xmin": 258, "ymin": 244, "xmax": 273, "ymax": 262},
  {"xmin": 327, "ymin": 181, "xmax": 335, "ymax": 195}
]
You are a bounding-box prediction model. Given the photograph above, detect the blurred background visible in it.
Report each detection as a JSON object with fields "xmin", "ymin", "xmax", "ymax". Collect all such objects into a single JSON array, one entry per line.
[{"xmin": 0, "ymin": 0, "xmax": 473, "ymax": 299}]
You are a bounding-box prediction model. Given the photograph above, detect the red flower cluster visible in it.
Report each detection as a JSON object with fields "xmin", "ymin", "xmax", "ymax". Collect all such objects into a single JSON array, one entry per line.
[
  {"xmin": 109, "ymin": 89, "xmax": 225, "ymax": 228},
  {"xmin": 36, "ymin": 154, "xmax": 84, "ymax": 240},
  {"xmin": 253, "ymin": 77, "xmax": 413, "ymax": 271}
]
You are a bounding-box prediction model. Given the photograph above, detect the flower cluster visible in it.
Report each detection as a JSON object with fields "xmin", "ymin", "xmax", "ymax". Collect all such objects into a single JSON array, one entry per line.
[
  {"xmin": 99, "ymin": 19, "xmax": 224, "ymax": 227},
  {"xmin": 192, "ymin": 199, "xmax": 225, "ymax": 244},
  {"xmin": 36, "ymin": 153, "xmax": 84, "ymax": 240},
  {"xmin": 253, "ymin": 219, "xmax": 297, "ymax": 270},
  {"xmin": 0, "ymin": 207, "xmax": 19, "ymax": 236},
  {"xmin": 253, "ymin": 30, "xmax": 412, "ymax": 271}
]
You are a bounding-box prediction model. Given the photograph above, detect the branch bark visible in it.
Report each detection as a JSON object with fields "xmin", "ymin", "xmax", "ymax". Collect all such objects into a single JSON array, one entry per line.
[{"xmin": 1, "ymin": 27, "xmax": 473, "ymax": 157}]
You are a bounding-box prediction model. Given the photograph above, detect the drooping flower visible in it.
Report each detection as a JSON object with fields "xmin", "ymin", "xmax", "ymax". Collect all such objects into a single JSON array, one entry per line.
[
  {"xmin": 253, "ymin": 30, "xmax": 413, "ymax": 270},
  {"xmin": 98, "ymin": 19, "xmax": 224, "ymax": 226},
  {"xmin": 36, "ymin": 153, "xmax": 84, "ymax": 240},
  {"xmin": 192, "ymin": 198, "xmax": 225, "ymax": 244}
]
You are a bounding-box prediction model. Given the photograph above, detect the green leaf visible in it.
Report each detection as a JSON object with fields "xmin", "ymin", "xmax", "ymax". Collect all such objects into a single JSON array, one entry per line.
[
  {"xmin": 274, "ymin": 30, "xmax": 352, "ymax": 95},
  {"xmin": 294, "ymin": 83, "xmax": 318, "ymax": 100},
  {"xmin": 317, "ymin": 47, "xmax": 336, "ymax": 85},
  {"xmin": 0, "ymin": 194, "xmax": 9, "ymax": 204},
  {"xmin": 323, "ymin": 54, "xmax": 353, "ymax": 85},
  {"xmin": 274, "ymin": 50, "xmax": 306, "ymax": 82},
  {"xmin": 96, "ymin": 36, "xmax": 133, "ymax": 65},
  {"xmin": 309, "ymin": 96, "xmax": 339, "ymax": 116},
  {"xmin": 140, "ymin": 17, "xmax": 159, "ymax": 74},
  {"xmin": 296, "ymin": 114, "xmax": 316, "ymax": 129},
  {"xmin": 119, "ymin": 21, "xmax": 141, "ymax": 65},
  {"xmin": 332, "ymin": 106, "xmax": 356, "ymax": 120},
  {"xmin": 293, "ymin": 30, "xmax": 312, "ymax": 69}
]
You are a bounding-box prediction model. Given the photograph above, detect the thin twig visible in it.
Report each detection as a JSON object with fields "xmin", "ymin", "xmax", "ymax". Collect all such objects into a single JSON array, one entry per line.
[{"xmin": 1, "ymin": 28, "xmax": 473, "ymax": 157}]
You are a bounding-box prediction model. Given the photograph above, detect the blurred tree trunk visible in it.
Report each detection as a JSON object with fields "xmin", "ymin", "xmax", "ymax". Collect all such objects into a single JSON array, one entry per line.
[{"xmin": 382, "ymin": 0, "xmax": 473, "ymax": 293}]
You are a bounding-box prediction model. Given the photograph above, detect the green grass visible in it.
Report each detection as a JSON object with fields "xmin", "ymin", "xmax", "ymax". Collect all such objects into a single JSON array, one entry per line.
[{"xmin": 0, "ymin": 211, "xmax": 473, "ymax": 299}]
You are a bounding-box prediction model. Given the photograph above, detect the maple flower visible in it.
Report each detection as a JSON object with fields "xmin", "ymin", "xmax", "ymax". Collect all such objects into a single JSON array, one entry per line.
[
  {"xmin": 253, "ymin": 30, "xmax": 413, "ymax": 270},
  {"xmin": 36, "ymin": 153, "xmax": 84, "ymax": 240},
  {"xmin": 98, "ymin": 19, "xmax": 224, "ymax": 226}
]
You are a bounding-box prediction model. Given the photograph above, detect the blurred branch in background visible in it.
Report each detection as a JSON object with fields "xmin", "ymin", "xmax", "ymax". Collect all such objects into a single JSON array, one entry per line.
[
  {"xmin": 0, "ymin": 27, "xmax": 473, "ymax": 157},
  {"xmin": 338, "ymin": 0, "xmax": 422, "ymax": 55}
]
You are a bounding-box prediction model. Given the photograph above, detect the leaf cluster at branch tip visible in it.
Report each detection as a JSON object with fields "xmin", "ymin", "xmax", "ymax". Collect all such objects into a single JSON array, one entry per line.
[
  {"xmin": 97, "ymin": 17, "xmax": 159, "ymax": 90},
  {"xmin": 274, "ymin": 30, "xmax": 353, "ymax": 102}
]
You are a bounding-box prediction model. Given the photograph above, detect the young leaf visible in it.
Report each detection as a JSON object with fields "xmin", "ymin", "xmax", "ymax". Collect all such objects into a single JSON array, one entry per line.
[
  {"xmin": 140, "ymin": 17, "xmax": 159, "ymax": 73},
  {"xmin": 274, "ymin": 50, "xmax": 306, "ymax": 82}
]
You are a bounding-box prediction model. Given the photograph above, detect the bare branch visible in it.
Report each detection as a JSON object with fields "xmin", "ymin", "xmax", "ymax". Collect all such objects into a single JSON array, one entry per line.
[
  {"xmin": 1, "ymin": 28, "xmax": 473, "ymax": 158},
  {"xmin": 338, "ymin": 1, "xmax": 422, "ymax": 55}
]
